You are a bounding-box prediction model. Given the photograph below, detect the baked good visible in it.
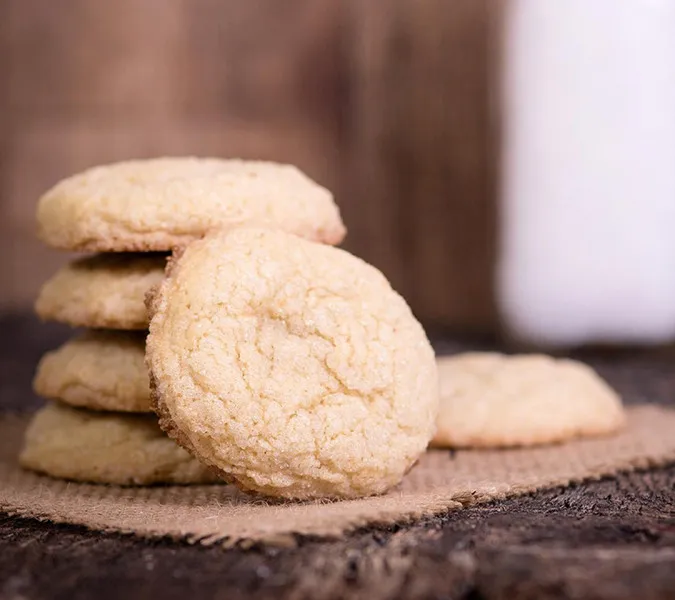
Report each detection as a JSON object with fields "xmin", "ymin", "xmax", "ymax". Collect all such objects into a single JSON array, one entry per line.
[
  {"xmin": 432, "ymin": 352, "xmax": 626, "ymax": 448},
  {"xmin": 35, "ymin": 253, "xmax": 166, "ymax": 330},
  {"xmin": 34, "ymin": 330, "xmax": 151, "ymax": 413},
  {"xmin": 37, "ymin": 158, "xmax": 346, "ymax": 252},
  {"xmin": 146, "ymin": 227, "xmax": 438, "ymax": 499},
  {"xmin": 19, "ymin": 403, "xmax": 221, "ymax": 485}
]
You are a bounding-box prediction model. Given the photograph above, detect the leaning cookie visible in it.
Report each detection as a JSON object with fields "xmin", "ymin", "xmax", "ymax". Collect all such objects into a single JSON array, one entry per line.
[
  {"xmin": 146, "ymin": 227, "xmax": 438, "ymax": 500},
  {"xmin": 431, "ymin": 353, "xmax": 626, "ymax": 448},
  {"xmin": 19, "ymin": 403, "xmax": 221, "ymax": 485},
  {"xmin": 35, "ymin": 253, "xmax": 166, "ymax": 330},
  {"xmin": 37, "ymin": 158, "xmax": 346, "ymax": 252},
  {"xmin": 34, "ymin": 330, "xmax": 151, "ymax": 413}
]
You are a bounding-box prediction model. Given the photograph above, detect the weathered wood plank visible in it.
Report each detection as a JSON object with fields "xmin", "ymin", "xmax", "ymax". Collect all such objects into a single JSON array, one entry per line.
[
  {"xmin": 347, "ymin": 0, "xmax": 498, "ymax": 331},
  {"xmin": 0, "ymin": 0, "xmax": 347, "ymax": 311},
  {"xmin": 0, "ymin": 0, "xmax": 500, "ymax": 331},
  {"xmin": 2, "ymin": 315, "xmax": 675, "ymax": 600}
]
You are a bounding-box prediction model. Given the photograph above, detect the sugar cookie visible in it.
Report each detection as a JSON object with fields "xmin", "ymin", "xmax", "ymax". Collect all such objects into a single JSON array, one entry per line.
[
  {"xmin": 431, "ymin": 352, "xmax": 626, "ymax": 448},
  {"xmin": 37, "ymin": 158, "xmax": 346, "ymax": 252},
  {"xmin": 35, "ymin": 253, "xmax": 166, "ymax": 330},
  {"xmin": 19, "ymin": 403, "xmax": 220, "ymax": 485},
  {"xmin": 34, "ymin": 330, "xmax": 151, "ymax": 413},
  {"xmin": 146, "ymin": 228, "xmax": 438, "ymax": 499}
]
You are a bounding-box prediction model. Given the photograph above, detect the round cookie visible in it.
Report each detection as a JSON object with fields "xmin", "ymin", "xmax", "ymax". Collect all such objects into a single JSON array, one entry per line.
[
  {"xmin": 35, "ymin": 253, "xmax": 166, "ymax": 330},
  {"xmin": 146, "ymin": 227, "xmax": 438, "ymax": 500},
  {"xmin": 431, "ymin": 353, "xmax": 626, "ymax": 449},
  {"xmin": 34, "ymin": 330, "xmax": 151, "ymax": 413},
  {"xmin": 19, "ymin": 403, "xmax": 221, "ymax": 485},
  {"xmin": 37, "ymin": 158, "xmax": 346, "ymax": 252}
]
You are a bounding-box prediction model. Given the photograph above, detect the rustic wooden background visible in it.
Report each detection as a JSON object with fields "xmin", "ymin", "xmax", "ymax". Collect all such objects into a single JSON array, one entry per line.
[{"xmin": 0, "ymin": 0, "xmax": 499, "ymax": 333}]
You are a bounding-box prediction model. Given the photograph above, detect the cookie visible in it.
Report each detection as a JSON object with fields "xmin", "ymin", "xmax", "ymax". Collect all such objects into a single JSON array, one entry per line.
[
  {"xmin": 37, "ymin": 158, "xmax": 346, "ymax": 252},
  {"xmin": 19, "ymin": 403, "xmax": 221, "ymax": 485},
  {"xmin": 35, "ymin": 253, "xmax": 166, "ymax": 330},
  {"xmin": 146, "ymin": 227, "xmax": 438, "ymax": 500},
  {"xmin": 34, "ymin": 330, "xmax": 151, "ymax": 413},
  {"xmin": 431, "ymin": 353, "xmax": 626, "ymax": 448}
]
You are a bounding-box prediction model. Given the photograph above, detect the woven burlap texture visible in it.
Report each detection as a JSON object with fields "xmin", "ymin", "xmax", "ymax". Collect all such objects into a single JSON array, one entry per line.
[{"xmin": 1, "ymin": 405, "xmax": 674, "ymax": 545}]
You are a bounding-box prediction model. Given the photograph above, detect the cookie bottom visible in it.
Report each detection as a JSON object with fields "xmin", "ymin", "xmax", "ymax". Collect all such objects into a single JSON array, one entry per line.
[{"xmin": 19, "ymin": 403, "xmax": 221, "ymax": 486}]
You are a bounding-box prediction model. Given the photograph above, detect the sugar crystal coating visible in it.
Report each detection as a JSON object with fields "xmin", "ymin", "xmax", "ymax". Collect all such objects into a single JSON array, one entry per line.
[
  {"xmin": 35, "ymin": 253, "xmax": 166, "ymax": 330},
  {"xmin": 20, "ymin": 403, "xmax": 220, "ymax": 485},
  {"xmin": 432, "ymin": 353, "xmax": 626, "ymax": 448},
  {"xmin": 147, "ymin": 228, "xmax": 438, "ymax": 499},
  {"xmin": 34, "ymin": 330, "xmax": 151, "ymax": 413},
  {"xmin": 37, "ymin": 158, "xmax": 346, "ymax": 252}
]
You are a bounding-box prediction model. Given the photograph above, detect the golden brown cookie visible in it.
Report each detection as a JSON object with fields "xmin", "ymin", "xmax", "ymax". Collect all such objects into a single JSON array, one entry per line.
[
  {"xmin": 37, "ymin": 158, "xmax": 346, "ymax": 252},
  {"xmin": 146, "ymin": 228, "xmax": 438, "ymax": 500},
  {"xmin": 19, "ymin": 403, "xmax": 221, "ymax": 485},
  {"xmin": 34, "ymin": 330, "xmax": 151, "ymax": 413},
  {"xmin": 35, "ymin": 253, "xmax": 166, "ymax": 330},
  {"xmin": 431, "ymin": 353, "xmax": 626, "ymax": 448}
]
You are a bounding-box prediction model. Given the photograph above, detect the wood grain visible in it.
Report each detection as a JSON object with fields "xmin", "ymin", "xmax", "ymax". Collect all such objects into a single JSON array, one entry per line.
[
  {"xmin": 2, "ymin": 315, "xmax": 675, "ymax": 600},
  {"xmin": 0, "ymin": 0, "xmax": 499, "ymax": 333},
  {"xmin": 347, "ymin": 0, "xmax": 498, "ymax": 330}
]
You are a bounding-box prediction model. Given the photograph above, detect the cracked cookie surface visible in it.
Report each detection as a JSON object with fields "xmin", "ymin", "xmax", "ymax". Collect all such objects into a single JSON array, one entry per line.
[
  {"xmin": 34, "ymin": 330, "xmax": 151, "ymax": 413},
  {"xmin": 19, "ymin": 403, "xmax": 221, "ymax": 485},
  {"xmin": 35, "ymin": 253, "xmax": 166, "ymax": 330},
  {"xmin": 432, "ymin": 353, "xmax": 626, "ymax": 448},
  {"xmin": 37, "ymin": 158, "xmax": 346, "ymax": 252},
  {"xmin": 146, "ymin": 228, "xmax": 438, "ymax": 500}
]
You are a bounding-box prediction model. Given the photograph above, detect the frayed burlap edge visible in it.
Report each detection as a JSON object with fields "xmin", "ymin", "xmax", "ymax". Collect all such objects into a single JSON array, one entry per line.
[{"xmin": 1, "ymin": 405, "xmax": 675, "ymax": 547}]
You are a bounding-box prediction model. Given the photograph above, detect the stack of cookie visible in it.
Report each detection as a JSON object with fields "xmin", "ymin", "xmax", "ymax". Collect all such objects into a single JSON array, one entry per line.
[{"xmin": 21, "ymin": 158, "xmax": 346, "ymax": 486}]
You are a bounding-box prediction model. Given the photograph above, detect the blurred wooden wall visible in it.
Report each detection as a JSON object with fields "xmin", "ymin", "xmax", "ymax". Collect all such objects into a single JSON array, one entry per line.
[{"xmin": 0, "ymin": 0, "xmax": 498, "ymax": 333}]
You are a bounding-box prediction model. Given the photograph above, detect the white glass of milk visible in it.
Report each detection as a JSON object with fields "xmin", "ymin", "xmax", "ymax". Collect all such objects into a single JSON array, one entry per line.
[{"xmin": 499, "ymin": 0, "xmax": 675, "ymax": 347}]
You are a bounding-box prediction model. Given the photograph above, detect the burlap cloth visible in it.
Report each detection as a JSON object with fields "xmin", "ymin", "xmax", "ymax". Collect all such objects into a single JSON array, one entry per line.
[{"xmin": 2, "ymin": 405, "xmax": 674, "ymax": 545}]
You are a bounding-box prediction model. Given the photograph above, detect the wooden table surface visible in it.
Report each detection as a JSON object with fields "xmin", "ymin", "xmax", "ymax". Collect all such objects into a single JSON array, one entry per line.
[{"xmin": 2, "ymin": 315, "xmax": 675, "ymax": 600}]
